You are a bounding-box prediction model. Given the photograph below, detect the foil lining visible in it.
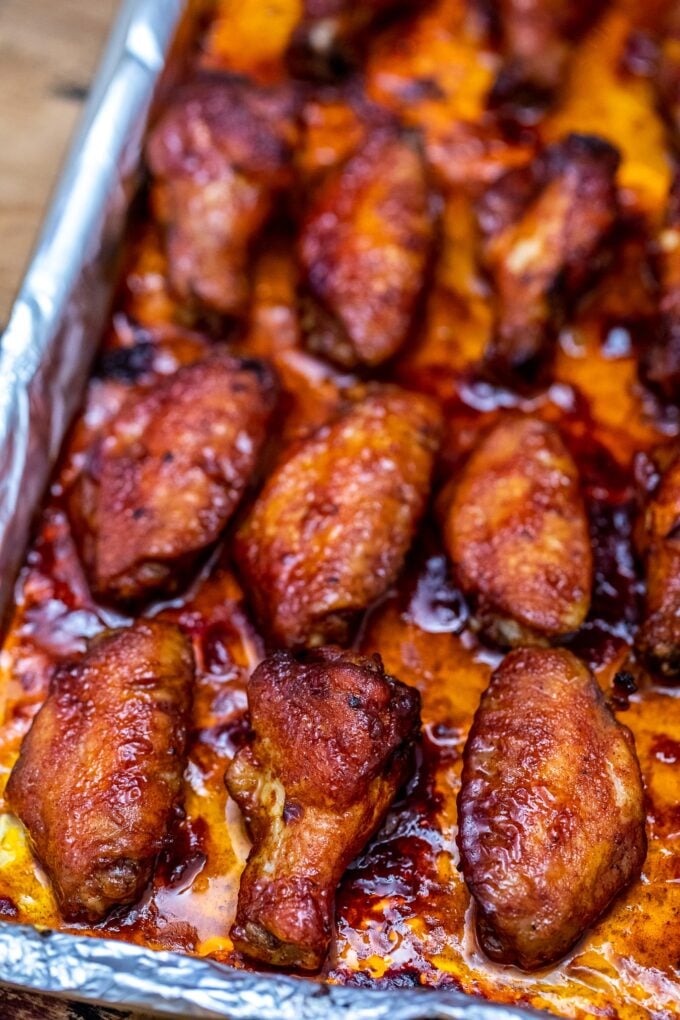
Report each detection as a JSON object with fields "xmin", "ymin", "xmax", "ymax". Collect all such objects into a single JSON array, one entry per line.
[{"xmin": 0, "ymin": 1, "xmax": 545, "ymax": 1016}]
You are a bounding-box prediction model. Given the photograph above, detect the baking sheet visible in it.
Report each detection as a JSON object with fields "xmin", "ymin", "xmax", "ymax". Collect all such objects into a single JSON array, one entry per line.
[{"xmin": 0, "ymin": 0, "xmax": 547, "ymax": 1016}]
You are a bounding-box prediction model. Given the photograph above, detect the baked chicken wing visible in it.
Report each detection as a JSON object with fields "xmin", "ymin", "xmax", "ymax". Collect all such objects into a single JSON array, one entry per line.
[
  {"xmin": 636, "ymin": 447, "xmax": 680, "ymax": 676},
  {"xmin": 226, "ymin": 647, "xmax": 421, "ymax": 969},
  {"xmin": 70, "ymin": 351, "xmax": 277, "ymax": 604},
  {"xmin": 235, "ymin": 388, "xmax": 442, "ymax": 648},
  {"xmin": 288, "ymin": 0, "xmax": 410, "ymax": 78},
  {"xmin": 6, "ymin": 621, "xmax": 194, "ymax": 922},
  {"xmin": 487, "ymin": 0, "xmax": 608, "ymax": 113},
  {"xmin": 299, "ymin": 126, "xmax": 434, "ymax": 368},
  {"xmin": 147, "ymin": 76, "xmax": 297, "ymax": 317},
  {"xmin": 441, "ymin": 416, "xmax": 592, "ymax": 646},
  {"xmin": 458, "ymin": 647, "xmax": 647, "ymax": 971},
  {"xmin": 479, "ymin": 133, "xmax": 620, "ymax": 380}
]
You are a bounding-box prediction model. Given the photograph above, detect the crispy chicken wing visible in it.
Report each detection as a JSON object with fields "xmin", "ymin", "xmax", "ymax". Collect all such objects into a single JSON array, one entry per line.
[
  {"xmin": 235, "ymin": 388, "xmax": 442, "ymax": 648},
  {"xmin": 458, "ymin": 647, "xmax": 647, "ymax": 971},
  {"xmin": 226, "ymin": 647, "xmax": 421, "ymax": 969},
  {"xmin": 147, "ymin": 76, "xmax": 297, "ymax": 317},
  {"xmin": 70, "ymin": 351, "xmax": 277, "ymax": 604},
  {"xmin": 441, "ymin": 416, "xmax": 592, "ymax": 646},
  {"xmin": 487, "ymin": 0, "xmax": 608, "ymax": 113},
  {"xmin": 5, "ymin": 621, "xmax": 194, "ymax": 922},
  {"xmin": 641, "ymin": 174, "xmax": 680, "ymax": 401},
  {"xmin": 288, "ymin": 0, "xmax": 410, "ymax": 78},
  {"xmin": 636, "ymin": 447, "xmax": 680, "ymax": 676},
  {"xmin": 479, "ymin": 133, "xmax": 620, "ymax": 381},
  {"xmin": 299, "ymin": 126, "xmax": 434, "ymax": 368}
]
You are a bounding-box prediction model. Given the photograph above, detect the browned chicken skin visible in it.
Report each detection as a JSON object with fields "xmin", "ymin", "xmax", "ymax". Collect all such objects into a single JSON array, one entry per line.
[
  {"xmin": 288, "ymin": 0, "xmax": 411, "ymax": 78},
  {"xmin": 479, "ymin": 133, "xmax": 620, "ymax": 381},
  {"xmin": 70, "ymin": 351, "xmax": 277, "ymax": 604},
  {"xmin": 486, "ymin": 0, "xmax": 608, "ymax": 112},
  {"xmin": 641, "ymin": 174, "xmax": 680, "ymax": 400},
  {"xmin": 226, "ymin": 647, "xmax": 421, "ymax": 969},
  {"xmin": 147, "ymin": 76, "xmax": 297, "ymax": 317},
  {"xmin": 235, "ymin": 388, "xmax": 442, "ymax": 648},
  {"xmin": 5, "ymin": 621, "xmax": 194, "ymax": 923},
  {"xmin": 636, "ymin": 447, "xmax": 680, "ymax": 676},
  {"xmin": 658, "ymin": 3, "xmax": 680, "ymax": 142},
  {"xmin": 441, "ymin": 416, "xmax": 592, "ymax": 646},
  {"xmin": 299, "ymin": 126, "xmax": 434, "ymax": 368},
  {"xmin": 458, "ymin": 647, "xmax": 647, "ymax": 971}
]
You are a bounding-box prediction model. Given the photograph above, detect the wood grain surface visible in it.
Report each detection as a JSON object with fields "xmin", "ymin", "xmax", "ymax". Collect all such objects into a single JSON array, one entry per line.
[{"xmin": 0, "ymin": 0, "xmax": 119, "ymax": 324}]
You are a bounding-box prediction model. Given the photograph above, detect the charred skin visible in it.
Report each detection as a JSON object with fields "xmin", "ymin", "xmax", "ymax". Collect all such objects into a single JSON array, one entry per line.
[
  {"xmin": 70, "ymin": 351, "xmax": 277, "ymax": 604},
  {"xmin": 5, "ymin": 622, "xmax": 194, "ymax": 923},
  {"xmin": 235, "ymin": 388, "xmax": 442, "ymax": 649},
  {"xmin": 299, "ymin": 126, "xmax": 434, "ymax": 368},
  {"xmin": 486, "ymin": 0, "xmax": 608, "ymax": 113},
  {"xmin": 288, "ymin": 0, "xmax": 411, "ymax": 79},
  {"xmin": 458, "ymin": 647, "xmax": 647, "ymax": 971},
  {"xmin": 641, "ymin": 175, "xmax": 680, "ymax": 401},
  {"xmin": 441, "ymin": 416, "xmax": 592, "ymax": 646},
  {"xmin": 226, "ymin": 647, "xmax": 421, "ymax": 969},
  {"xmin": 636, "ymin": 448, "xmax": 680, "ymax": 677},
  {"xmin": 147, "ymin": 76, "xmax": 298, "ymax": 317},
  {"xmin": 479, "ymin": 133, "xmax": 620, "ymax": 382}
]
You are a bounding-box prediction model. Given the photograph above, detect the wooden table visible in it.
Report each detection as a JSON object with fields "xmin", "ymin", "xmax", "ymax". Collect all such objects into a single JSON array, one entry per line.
[{"xmin": 0, "ymin": 0, "xmax": 119, "ymax": 324}]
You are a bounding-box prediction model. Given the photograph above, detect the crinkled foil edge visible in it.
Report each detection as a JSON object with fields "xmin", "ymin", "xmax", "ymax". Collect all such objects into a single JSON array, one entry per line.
[{"xmin": 0, "ymin": 1, "xmax": 545, "ymax": 1016}]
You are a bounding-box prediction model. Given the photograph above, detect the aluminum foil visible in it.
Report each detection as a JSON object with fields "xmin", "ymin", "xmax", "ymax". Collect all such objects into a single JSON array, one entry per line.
[{"xmin": 0, "ymin": 1, "xmax": 546, "ymax": 1016}]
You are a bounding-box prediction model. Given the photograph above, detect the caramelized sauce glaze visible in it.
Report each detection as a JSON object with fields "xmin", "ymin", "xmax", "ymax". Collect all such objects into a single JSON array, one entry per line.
[{"xmin": 0, "ymin": 0, "xmax": 679, "ymax": 1017}]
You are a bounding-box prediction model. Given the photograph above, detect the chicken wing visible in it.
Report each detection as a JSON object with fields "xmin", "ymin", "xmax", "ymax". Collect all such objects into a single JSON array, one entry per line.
[
  {"xmin": 147, "ymin": 75, "xmax": 297, "ymax": 317},
  {"xmin": 70, "ymin": 351, "xmax": 277, "ymax": 604},
  {"xmin": 458, "ymin": 647, "xmax": 646, "ymax": 971},
  {"xmin": 640, "ymin": 174, "xmax": 680, "ymax": 401},
  {"xmin": 226, "ymin": 646, "xmax": 421, "ymax": 969},
  {"xmin": 479, "ymin": 133, "xmax": 620, "ymax": 381},
  {"xmin": 441, "ymin": 416, "xmax": 592, "ymax": 646},
  {"xmin": 299, "ymin": 126, "xmax": 434, "ymax": 368},
  {"xmin": 5, "ymin": 621, "xmax": 194, "ymax": 923},
  {"xmin": 235, "ymin": 388, "xmax": 442, "ymax": 648},
  {"xmin": 636, "ymin": 447, "xmax": 680, "ymax": 676}
]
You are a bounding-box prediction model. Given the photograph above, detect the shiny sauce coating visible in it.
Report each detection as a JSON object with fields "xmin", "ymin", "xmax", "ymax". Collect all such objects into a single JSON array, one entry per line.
[{"xmin": 0, "ymin": 1, "xmax": 679, "ymax": 1018}]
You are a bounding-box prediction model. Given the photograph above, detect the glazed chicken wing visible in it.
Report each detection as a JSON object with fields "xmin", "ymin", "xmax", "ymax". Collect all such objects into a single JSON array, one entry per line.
[
  {"xmin": 658, "ymin": 3, "xmax": 680, "ymax": 142},
  {"xmin": 299, "ymin": 126, "xmax": 434, "ymax": 368},
  {"xmin": 441, "ymin": 416, "xmax": 592, "ymax": 646},
  {"xmin": 226, "ymin": 647, "xmax": 421, "ymax": 969},
  {"xmin": 147, "ymin": 76, "xmax": 297, "ymax": 317},
  {"xmin": 458, "ymin": 647, "xmax": 646, "ymax": 971},
  {"xmin": 235, "ymin": 388, "xmax": 442, "ymax": 648},
  {"xmin": 641, "ymin": 174, "xmax": 680, "ymax": 401},
  {"xmin": 70, "ymin": 351, "xmax": 277, "ymax": 604},
  {"xmin": 636, "ymin": 447, "xmax": 680, "ymax": 676},
  {"xmin": 479, "ymin": 133, "xmax": 620, "ymax": 380},
  {"xmin": 5, "ymin": 621, "xmax": 194, "ymax": 922}
]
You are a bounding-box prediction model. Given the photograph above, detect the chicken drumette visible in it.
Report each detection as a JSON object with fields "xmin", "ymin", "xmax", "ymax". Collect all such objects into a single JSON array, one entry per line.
[{"xmin": 226, "ymin": 647, "xmax": 421, "ymax": 969}]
